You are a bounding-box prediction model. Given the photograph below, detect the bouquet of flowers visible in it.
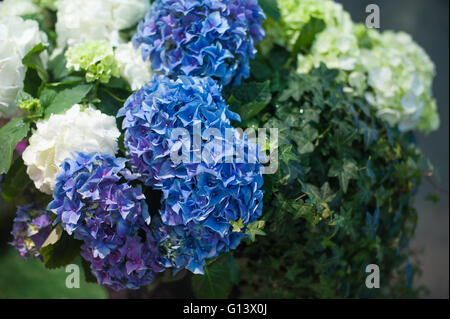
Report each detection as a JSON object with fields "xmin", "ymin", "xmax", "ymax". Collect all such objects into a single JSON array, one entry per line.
[{"xmin": 0, "ymin": 0, "xmax": 440, "ymax": 298}]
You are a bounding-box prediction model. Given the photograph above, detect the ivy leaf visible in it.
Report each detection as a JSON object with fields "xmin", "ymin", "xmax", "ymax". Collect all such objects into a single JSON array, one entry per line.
[
  {"xmin": 319, "ymin": 182, "xmax": 336, "ymax": 203},
  {"xmin": 40, "ymin": 232, "xmax": 82, "ymax": 269},
  {"xmin": 269, "ymin": 45, "xmax": 290, "ymax": 70},
  {"xmin": 359, "ymin": 120, "xmax": 378, "ymax": 150},
  {"xmin": 250, "ymin": 56, "xmax": 273, "ymax": 82},
  {"xmin": 365, "ymin": 206, "xmax": 380, "ymax": 239},
  {"xmin": 293, "ymin": 204, "xmax": 315, "ymax": 223},
  {"xmin": 259, "ymin": 0, "xmax": 280, "ymax": 21},
  {"xmin": 305, "ymin": 182, "xmax": 335, "ymax": 204},
  {"xmin": 1, "ymin": 157, "xmax": 32, "ymax": 201},
  {"xmin": 0, "ymin": 118, "xmax": 30, "ymax": 174},
  {"xmin": 192, "ymin": 253, "xmax": 240, "ymax": 299},
  {"xmin": 245, "ymin": 220, "xmax": 266, "ymax": 241},
  {"xmin": 328, "ymin": 158, "xmax": 359, "ymax": 193},
  {"xmin": 44, "ymin": 84, "xmax": 94, "ymax": 117},
  {"xmin": 228, "ymin": 81, "xmax": 272, "ymax": 122},
  {"xmin": 230, "ymin": 219, "xmax": 245, "ymax": 232},
  {"xmin": 293, "ymin": 18, "xmax": 326, "ymax": 54}
]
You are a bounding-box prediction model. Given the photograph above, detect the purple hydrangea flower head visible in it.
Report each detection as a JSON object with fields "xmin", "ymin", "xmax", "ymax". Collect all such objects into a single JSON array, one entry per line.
[
  {"xmin": 132, "ymin": 0, "xmax": 266, "ymax": 86},
  {"xmin": 10, "ymin": 204, "xmax": 52, "ymax": 259},
  {"xmin": 80, "ymin": 222, "xmax": 164, "ymax": 291},
  {"xmin": 119, "ymin": 75, "xmax": 264, "ymax": 274},
  {"xmin": 48, "ymin": 152, "xmax": 164, "ymax": 290}
]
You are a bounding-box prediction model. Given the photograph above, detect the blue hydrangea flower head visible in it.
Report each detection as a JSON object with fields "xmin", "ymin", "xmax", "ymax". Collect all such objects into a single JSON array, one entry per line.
[
  {"xmin": 118, "ymin": 75, "xmax": 241, "ymax": 188},
  {"xmin": 132, "ymin": 0, "xmax": 266, "ymax": 86},
  {"xmin": 48, "ymin": 152, "xmax": 163, "ymax": 290},
  {"xmin": 10, "ymin": 204, "xmax": 52, "ymax": 259},
  {"xmin": 119, "ymin": 75, "xmax": 264, "ymax": 274}
]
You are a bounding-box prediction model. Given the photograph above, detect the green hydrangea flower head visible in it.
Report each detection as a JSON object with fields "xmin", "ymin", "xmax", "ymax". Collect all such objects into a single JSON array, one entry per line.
[
  {"xmin": 276, "ymin": 0, "xmax": 353, "ymax": 50},
  {"xmin": 65, "ymin": 40, "xmax": 120, "ymax": 84},
  {"xmin": 18, "ymin": 98, "xmax": 41, "ymax": 113},
  {"xmin": 294, "ymin": 19, "xmax": 439, "ymax": 133}
]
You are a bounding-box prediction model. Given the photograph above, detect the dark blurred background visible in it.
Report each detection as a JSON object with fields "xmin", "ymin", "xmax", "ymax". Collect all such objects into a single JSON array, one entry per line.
[{"xmin": 339, "ymin": 0, "xmax": 449, "ymax": 298}]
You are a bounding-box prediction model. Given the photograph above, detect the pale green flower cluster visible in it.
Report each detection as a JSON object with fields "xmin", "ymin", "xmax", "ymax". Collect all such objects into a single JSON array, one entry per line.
[
  {"xmin": 359, "ymin": 30, "xmax": 439, "ymax": 133},
  {"xmin": 66, "ymin": 40, "xmax": 120, "ymax": 84},
  {"xmin": 270, "ymin": 0, "xmax": 352, "ymax": 50},
  {"xmin": 277, "ymin": 0, "xmax": 440, "ymax": 133}
]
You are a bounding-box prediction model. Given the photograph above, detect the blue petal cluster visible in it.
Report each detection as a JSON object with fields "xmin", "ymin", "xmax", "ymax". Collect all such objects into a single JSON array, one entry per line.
[
  {"xmin": 10, "ymin": 204, "xmax": 52, "ymax": 259},
  {"xmin": 119, "ymin": 75, "xmax": 264, "ymax": 274},
  {"xmin": 48, "ymin": 152, "xmax": 163, "ymax": 290},
  {"xmin": 118, "ymin": 75, "xmax": 240, "ymax": 188},
  {"xmin": 133, "ymin": 0, "xmax": 266, "ymax": 86}
]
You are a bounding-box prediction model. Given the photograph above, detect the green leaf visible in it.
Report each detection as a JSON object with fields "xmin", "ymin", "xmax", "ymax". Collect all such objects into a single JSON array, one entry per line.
[
  {"xmin": 269, "ymin": 45, "xmax": 290, "ymax": 70},
  {"xmin": 22, "ymin": 43, "xmax": 49, "ymax": 83},
  {"xmin": 48, "ymin": 51, "xmax": 71, "ymax": 80},
  {"xmin": 1, "ymin": 157, "xmax": 32, "ymax": 201},
  {"xmin": 245, "ymin": 220, "xmax": 266, "ymax": 241},
  {"xmin": 293, "ymin": 18, "xmax": 326, "ymax": 54},
  {"xmin": 359, "ymin": 120, "xmax": 378, "ymax": 150},
  {"xmin": 319, "ymin": 182, "xmax": 336, "ymax": 203},
  {"xmin": 81, "ymin": 258, "xmax": 98, "ymax": 284},
  {"xmin": 15, "ymin": 90, "xmax": 34, "ymax": 105},
  {"xmin": 0, "ymin": 118, "xmax": 30, "ymax": 174},
  {"xmin": 44, "ymin": 84, "xmax": 93, "ymax": 117},
  {"xmin": 328, "ymin": 158, "xmax": 359, "ymax": 193},
  {"xmin": 39, "ymin": 87, "xmax": 58, "ymax": 108},
  {"xmin": 230, "ymin": 219, "xmax": 245, "ymax": 232},
  {"xmin": 40, "ymin": 232, "xmax": 82, "ymax": 269},
  {"xmin": 192, "ymin": 253, "xmax": 240, "ymax": 299},
  {"xmin": 259, "ymin": 0, "xmax": 281, "ymax": 21},
  {"xmin": 23, "ymin": 67, "xmax": 43, "ymax": 96},
  {"xmin": 228, "ymin": 81, "xmax": 272, "ymax": 121},
  {"xmin": 95, "ymin": 86, "xmax": 128, "ymax": 117},
  {"xmin": 250, "ymin": 57, "xmax": 273, "ymax": 82}
]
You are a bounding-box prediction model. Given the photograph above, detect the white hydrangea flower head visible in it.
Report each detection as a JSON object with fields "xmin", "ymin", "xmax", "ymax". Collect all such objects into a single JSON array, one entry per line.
[
  {"xmin": 0, "ymin": 49, "xmax": 25, "ymax": 118},
  {"xmin": 22, "ymin": 104, "xmax": 121, "ymax": 194},
  {"xmin": 0, "ymin": 0, "xmax": 40, "ymax": 19},
  {"xmin": 0, "ymin": 16, "xmax": 48, "ymax": 118},
  {"xmin": 115, "ymin": 42, "xmax": 152, "ymax": 90},
  {"xmin": 55, "ymin": 0, "xmax": 150, "ymax": 48},
  {"xmin": 359, "ymin": 30, "xmax": 438, "ymax": 133}
]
